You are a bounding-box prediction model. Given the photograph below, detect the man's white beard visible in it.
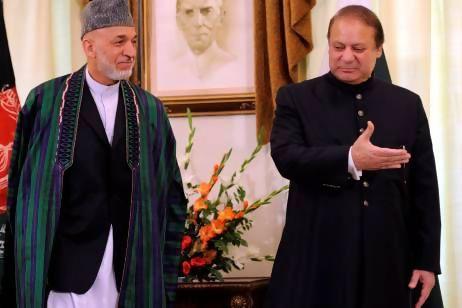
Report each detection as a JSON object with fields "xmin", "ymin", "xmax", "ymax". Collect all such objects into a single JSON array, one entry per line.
[{"xmin": 96, "ymin": 51, "xmax": 133, "ymax": 81}]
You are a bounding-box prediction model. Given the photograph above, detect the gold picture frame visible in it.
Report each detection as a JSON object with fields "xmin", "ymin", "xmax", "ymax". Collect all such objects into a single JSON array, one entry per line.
[{"xmin": 132, "ymin": 0, "xmax": 256, "ymax": 116}]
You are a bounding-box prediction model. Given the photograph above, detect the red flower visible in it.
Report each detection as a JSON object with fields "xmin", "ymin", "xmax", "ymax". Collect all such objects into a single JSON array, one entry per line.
[
  {"xmin": 182, "ymin": 261, "xmax": 191, "ymax": 276},
  {"xmin": 199, "ymin": 225, "xmax": 216, "ymax": 248},
  {"xmin": 204, "ymin": 249, "xmax": 217, "ymax": 264},
  {"xmin": 181, "ymin": 235, "xmax": 193, "ymax": 251},
  {"xmin": 190, "ymin": 257, "xmax": 207, "ymax": 267}
]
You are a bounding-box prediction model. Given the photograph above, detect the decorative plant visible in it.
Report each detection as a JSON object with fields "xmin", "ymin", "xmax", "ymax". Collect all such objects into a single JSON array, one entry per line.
[{"xmin": 179, "ymin": 109, "xmax": 289, "ymax": 282}]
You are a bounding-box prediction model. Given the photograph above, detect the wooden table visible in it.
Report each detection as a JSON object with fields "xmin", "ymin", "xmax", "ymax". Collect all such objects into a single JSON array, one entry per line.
[{"xmin": 174, "ymin": 277, "xmax": 270, "ymax": 308}]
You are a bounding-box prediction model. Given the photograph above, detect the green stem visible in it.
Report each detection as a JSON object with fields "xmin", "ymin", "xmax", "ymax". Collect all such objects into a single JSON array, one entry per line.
[
  {"xmin": 184, "ymin": 108, "xmax": 196, "ymax": 170},
  {"xmin": 245, "ymin": 185, "xmax": 289, "ymax": 213}
]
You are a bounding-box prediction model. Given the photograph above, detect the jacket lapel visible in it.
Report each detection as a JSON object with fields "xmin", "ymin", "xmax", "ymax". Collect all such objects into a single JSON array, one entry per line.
[
  {"xmin": 120, "ymin": 81, "xmax": 140, "ymax": 169},
  {"xmin": 80, "ymin": 82, "xmax": 110, "ymax": 147},
  {"xmin": 111, "ymin": 87, "xmax": 125, "ymax": 149}
]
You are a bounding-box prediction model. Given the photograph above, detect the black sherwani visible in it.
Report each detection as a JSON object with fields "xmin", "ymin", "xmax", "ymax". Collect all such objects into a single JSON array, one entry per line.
[{"xmin": 267, "ymin": 72, "xmax": 443, "ymax": 308}]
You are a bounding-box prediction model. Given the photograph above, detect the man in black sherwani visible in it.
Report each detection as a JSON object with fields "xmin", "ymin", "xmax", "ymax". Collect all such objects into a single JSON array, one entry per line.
[{"xmin": 267, "ymin": 5, "xmax": 443, "ymax": 308}]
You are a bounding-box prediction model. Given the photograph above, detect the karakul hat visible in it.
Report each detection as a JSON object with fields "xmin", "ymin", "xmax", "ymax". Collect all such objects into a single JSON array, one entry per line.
[{"xmin": 81, "ymin": 0, "xmax": 134, "ymax": 38}]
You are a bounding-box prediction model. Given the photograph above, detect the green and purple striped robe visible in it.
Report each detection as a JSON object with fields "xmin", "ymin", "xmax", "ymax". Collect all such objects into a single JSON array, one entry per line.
[{"xmin": 5, "ymin": 66, "xmax": 187, "ymax": 307}]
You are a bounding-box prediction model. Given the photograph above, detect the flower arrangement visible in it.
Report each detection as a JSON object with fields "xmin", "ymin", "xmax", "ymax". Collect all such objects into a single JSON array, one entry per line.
[{"xmin": 179, "ymin": 110, "xmax": 289, "ymax": 282}]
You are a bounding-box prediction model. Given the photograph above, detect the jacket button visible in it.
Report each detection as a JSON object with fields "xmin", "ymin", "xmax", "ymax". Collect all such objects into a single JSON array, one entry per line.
[
  {"xmin": 356, "ymin": 93, "xmax": 362, "ymax": 100},
  {"xmin": 363, "ymin": 181, "xmax": 369, "ymax": 188},
  {"xmin": 363, "ymin": 200, "xmax": 369, "ymax": 207},
  {"xmin": 358, "ymin": 110, "xmax": 365, "ymax": 117}
]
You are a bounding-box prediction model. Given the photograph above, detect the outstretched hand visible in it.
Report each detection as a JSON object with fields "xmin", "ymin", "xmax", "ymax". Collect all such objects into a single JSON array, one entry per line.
[{"xmin": 351, "ymin": 121, "xmax": 411, "ymax": 170}]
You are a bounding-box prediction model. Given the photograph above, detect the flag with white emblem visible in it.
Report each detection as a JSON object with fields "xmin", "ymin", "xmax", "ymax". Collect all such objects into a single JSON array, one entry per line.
[{"xmin": 0, "ymin": 0, "xmax": 20, "ymax": 290}]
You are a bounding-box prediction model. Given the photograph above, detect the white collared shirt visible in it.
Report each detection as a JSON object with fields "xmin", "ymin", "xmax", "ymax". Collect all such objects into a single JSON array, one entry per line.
[{"xmin": 85, "ymin": 68, "xmax": 120, "ymax": 144}]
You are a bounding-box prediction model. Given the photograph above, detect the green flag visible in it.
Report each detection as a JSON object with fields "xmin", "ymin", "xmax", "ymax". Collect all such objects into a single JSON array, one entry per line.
[{"xmin": 375, "ymin": 51, "xmax": 392, "ymax": 83}]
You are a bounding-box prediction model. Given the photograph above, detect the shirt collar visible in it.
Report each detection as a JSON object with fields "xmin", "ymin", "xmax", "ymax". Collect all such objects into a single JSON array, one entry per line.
[
  {"xmin": 85, "ymin": 67, "xmax": 120, "ymax": 97},
  {"xmin": 325, "ymin": 71, "xmax": 375, "ymax": 93}
]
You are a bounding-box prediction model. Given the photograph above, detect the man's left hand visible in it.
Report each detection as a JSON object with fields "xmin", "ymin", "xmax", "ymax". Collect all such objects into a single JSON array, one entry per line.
[{"xmin": 408, "ymin": 269, "xmax": 435, "ymax": 308}]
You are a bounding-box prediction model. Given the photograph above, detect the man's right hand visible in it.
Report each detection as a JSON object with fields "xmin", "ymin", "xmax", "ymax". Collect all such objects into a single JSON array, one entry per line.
[{"xmin": 351, "ymin": 121, "xmax": 411, "ymax": 170}]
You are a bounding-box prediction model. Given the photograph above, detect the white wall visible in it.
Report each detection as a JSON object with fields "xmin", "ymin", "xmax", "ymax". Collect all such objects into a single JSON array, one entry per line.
[{"xmin": 170, "ymin": 114, "xmax": 288, "ymax": 277}]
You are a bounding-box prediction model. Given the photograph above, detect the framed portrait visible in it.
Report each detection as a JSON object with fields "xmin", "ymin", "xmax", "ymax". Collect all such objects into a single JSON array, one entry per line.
[{"xmin": 133, "ymin": 0, "xmax": 255, "ymax": 116}]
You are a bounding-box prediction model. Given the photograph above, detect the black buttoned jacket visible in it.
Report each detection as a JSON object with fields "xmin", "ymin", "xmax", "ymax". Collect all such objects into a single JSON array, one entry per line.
[{"xmin": 267, "ymin": 72, "xmax": 443, "ymax": 308}]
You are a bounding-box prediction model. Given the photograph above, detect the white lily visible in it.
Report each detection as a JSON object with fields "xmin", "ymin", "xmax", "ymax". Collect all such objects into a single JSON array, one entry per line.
[
  {"xmin": 220, "ymin": 175, "xmax": 232, "ymax": 188},
  {"xmin": 219, "ymin": 193, "xmax": 229, "ymax": 205}
]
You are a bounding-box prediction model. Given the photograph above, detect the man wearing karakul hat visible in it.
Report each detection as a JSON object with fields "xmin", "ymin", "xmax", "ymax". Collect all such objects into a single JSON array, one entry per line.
[{"xmin": 0, "ymin": 0, "xmax": 187, "ymax": 307}]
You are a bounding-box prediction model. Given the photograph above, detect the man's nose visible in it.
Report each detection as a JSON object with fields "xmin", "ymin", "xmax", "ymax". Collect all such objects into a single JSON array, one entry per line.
[
  {"xmin": 192, "ymin": 10, "xmax": 205, "ymax": 26},
  {"xmin": 124, "ymin": 41, "xmax": 136, "ymax": 58},
  {"xmin": 341, "ymin": 48, "xmax": 355, "ymax": 62}
]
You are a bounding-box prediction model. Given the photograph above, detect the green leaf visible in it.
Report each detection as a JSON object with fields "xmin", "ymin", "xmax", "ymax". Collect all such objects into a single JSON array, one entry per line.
[
  {"xmin": 210, "ymin": 268, "xmax": 224, "ymax": 281},
  {"xmin": 256, "ymin": 126, "xmax": 266, "ymax": 146},
  {"xmin": 237, "ymin": 186, "xmax": 246, "ymax": 201},
  {"xmin": 187, "ymin": 108, "xmax": 193, "ymax": 128},
  {"xmin": 264, "ymin": 255, "xmax": 275, "ymax": 262}
]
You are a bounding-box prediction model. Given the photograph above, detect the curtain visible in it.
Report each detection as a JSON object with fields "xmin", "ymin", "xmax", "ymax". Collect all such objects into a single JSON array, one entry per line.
[
  {"xmin": 3, "ymin": 0, "xmax": 85, "ymax": 103},
  {"xmin": 254, "ymin": 0, "xmax": 316, "ymax": 143},
  {"xmin": 378, "ymin": 2, "xmax": 462, "ymax": 305},
  {"xmin": 427, "ymin": 1, "xmax": 462, "ymax": 307}
]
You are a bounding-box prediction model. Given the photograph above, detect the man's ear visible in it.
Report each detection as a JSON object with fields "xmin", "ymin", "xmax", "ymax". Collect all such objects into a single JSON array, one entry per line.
[
  {"xmin": 82, "ymin": 37, "xmax": 96, "ymax": 58},
  {"xmin": 376, "ymin": 45, "xmax": 383, "ymax": 58}
]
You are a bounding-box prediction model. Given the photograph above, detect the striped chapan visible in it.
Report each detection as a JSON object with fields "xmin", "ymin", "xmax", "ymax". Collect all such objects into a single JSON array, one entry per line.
[{"xmin": 6, "ymin": 66, "xmax": 187, "ymax": 307}]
